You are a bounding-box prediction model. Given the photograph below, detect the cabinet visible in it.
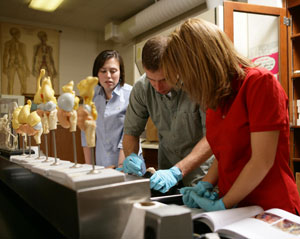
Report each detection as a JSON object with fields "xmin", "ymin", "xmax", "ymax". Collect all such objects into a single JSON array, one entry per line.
[
  {"xmin": 288, "ymin": 0, "xmax": 300, "ymax": 174},
  {"xmin": 223, "ymin": 1, "xmax": 300, "ymax": 177}
]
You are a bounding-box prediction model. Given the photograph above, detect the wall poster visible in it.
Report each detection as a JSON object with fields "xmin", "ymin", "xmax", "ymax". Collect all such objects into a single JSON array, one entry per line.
[{"xmin": 0, "ymin": 22, "xmax": 60, "ymax": 96}]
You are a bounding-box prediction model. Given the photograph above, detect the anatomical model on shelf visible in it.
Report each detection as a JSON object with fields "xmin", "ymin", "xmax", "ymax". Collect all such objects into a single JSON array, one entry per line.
[
  {"xmin": 57, "ymin": 80, "xmax": 80, "ymax": 166},
  {"xmin": 33, "ymin": 69, "xmax": 58, "ymax": 163},
  {"xmin": 17, "ymin": 100, "xmax": 41, "ymax": 157},
  {"xmin": 77, "ymin": 76, "xmax": 98, "ymax": 148},
  {"xmin": 0, "ymin": 113, "xmax": 18, "ymax": 150},
  {"xmin": 34, "ymin": 69, "xmax": 58, "ymax": 133},
  {"xmin": 77, "ymin": 76, "xmax": 98, "ymax": 172},
  {"xmin": 57, "ymin": 81, "xmax": 79, "ymax": 132},
  {"xmin": 12, "ymin": 104, "xmax": 27, "ymax": 154}
]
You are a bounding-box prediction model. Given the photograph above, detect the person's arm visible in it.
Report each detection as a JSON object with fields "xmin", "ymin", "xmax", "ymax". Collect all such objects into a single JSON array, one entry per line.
[
  {"xmin": 117, "ymin": 149, "xmax": 125, "ymax": 168},
  {"xmin": 122, "ymin": 134, "xmax": 140, "ymax": 158},
  {"xmin": 222, "ymin": 130, "xmax": 279, "ymax": 209},
  {"xmin": 175, "ymin": 136, "xmax": 213, "ymax": 177},
  {"xmin": 201, "ymin": 158, "xmax": 218, "ymax": 186},
  {"xmin": 83, "ymin": 146, "xmax": 92, "ymax": 164}
]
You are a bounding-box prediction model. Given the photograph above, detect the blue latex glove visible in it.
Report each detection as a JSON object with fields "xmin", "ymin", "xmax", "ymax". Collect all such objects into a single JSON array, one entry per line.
[
  {"xmin": 115, "ymin": 167, "xmax": 123, "ymax": 172},
  {"xmin": 123, "ymin": 153, "xmax": 146, "ymax": 176},
  {"xmin": 180, "ymin": 181, "xmax": 214, "ymax": 208},
  {"xmin": 150, "ymin": 166, "xmax": 182, "ymax": 193},
  {"xmin": 190, "ymin": 191, "xmax": 226, "ymax": 212}
]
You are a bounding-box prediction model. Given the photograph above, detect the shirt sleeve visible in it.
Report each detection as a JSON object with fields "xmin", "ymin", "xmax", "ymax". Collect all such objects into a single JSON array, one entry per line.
[
  {"xmin": 117, "ymin": 130, "xmax": 124, "ymax": 149},
  {"xmin": 123, "ymin": 79, "xmax": 149, "ymax": 137},
  {"xmin": 199, "ymin": 109, "xmax": 206, "ymax": 136},
  {"xmin": 245, "ymin": 68, "xmax": 288, "ymax": 132}
]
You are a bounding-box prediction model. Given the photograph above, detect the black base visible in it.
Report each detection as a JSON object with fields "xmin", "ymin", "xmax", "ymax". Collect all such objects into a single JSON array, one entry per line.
[{"xmin": 0, "ymin": 149, "xmax": 35, "ymax": 158}]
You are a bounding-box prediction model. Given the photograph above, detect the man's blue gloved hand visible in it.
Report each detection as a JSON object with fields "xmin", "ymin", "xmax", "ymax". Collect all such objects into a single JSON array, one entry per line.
[
  {"xmin": 150, "ymin": 166, "xmax": 182, "ymax": 193},
  {"xmin": 190, "ymin": 191, "xmax": 226, "ymax": 212},
  {"xmin": 180, "ymin": 181, "xmax": 215, "ymax": 208},
  {"xmin": 115, "ymin": 167, "xmax": 123, "ymax": 172},
  {"xmin": 123, "ymin": 153, "xmax": 146, "ymax": 176}
]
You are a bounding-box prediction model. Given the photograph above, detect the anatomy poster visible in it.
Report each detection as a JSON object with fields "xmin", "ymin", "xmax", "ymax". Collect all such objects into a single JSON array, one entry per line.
[{"xmin": 0, "ymin": 22, "xmax": 60, "ymax": 95}]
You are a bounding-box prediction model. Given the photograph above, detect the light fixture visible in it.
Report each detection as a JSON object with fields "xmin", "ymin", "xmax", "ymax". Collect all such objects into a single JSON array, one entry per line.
[{"xmin": 28, "ymin": 0, "xmax": 64, "ymax": 12}]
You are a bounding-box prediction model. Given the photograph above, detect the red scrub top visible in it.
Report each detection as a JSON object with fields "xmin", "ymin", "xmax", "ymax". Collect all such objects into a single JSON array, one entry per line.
[{"xmin": 206, "ymin": 67, "xmax": 300, "ymax": 214}]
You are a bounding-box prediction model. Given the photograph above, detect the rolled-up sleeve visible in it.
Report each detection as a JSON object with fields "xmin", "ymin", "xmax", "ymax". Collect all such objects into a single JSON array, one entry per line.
[{"xmin": 124, "ymin": 80, "xmax": 149, "ymax": 137}]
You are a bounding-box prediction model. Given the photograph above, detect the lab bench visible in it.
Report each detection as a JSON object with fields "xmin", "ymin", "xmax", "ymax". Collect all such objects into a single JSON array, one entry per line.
[{"xmin": 0, "ymin": 155, "xmax": 150, "ymax": 239}]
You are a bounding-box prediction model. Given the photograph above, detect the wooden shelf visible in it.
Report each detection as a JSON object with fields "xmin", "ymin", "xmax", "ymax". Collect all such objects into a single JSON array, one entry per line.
[
  {"xmin": 291, "ymin": 33, "xmax": 300, "ymax": 40},
  {"xmin": 293, "ymin": 158, "xmax": 300, "ymax": 162},
  {"xmin": 292, "ymin": 73, "xmax": 300, "ymax": 78},
  {"xmin": 290, "ymin": 125, "xmax": 300, "ymax": 128},
  {"xmin": 287, "ymin": 0, "xmax": 300, "ymax": 9}
]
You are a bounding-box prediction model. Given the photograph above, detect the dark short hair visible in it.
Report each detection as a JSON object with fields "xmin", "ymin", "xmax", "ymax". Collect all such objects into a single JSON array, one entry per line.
[
  {"xmin": 142, "ymin": 36, "xmax": 168, "ymax": 72},
  {"xmin": 92, "ymin": 50, "xmax": 125, "ymax": 86}
]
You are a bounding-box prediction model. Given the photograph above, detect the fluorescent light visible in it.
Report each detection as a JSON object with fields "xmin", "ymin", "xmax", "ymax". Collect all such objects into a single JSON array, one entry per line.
[{"xmin": 28, "ymin": 0, "xmax": 64, "ymax": 12}]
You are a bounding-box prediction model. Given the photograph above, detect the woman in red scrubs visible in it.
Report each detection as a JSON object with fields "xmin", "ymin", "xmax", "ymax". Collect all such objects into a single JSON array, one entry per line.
[{"xmin": 162, "ymin": 18, "xmax": 300, "ymax": 214}]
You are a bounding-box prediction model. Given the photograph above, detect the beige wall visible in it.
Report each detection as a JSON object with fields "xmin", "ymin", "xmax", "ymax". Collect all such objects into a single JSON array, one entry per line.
[
  {"xmin": 0, "ymin": 16, "xmax": 101, "ymax": 95},
  {"xmin": 0, "ymin": 1, "xmax": 284, "ymax": 95},
  {"xmin": 0, "ymin": 7, "xmax": 216, "ymax": 94}
]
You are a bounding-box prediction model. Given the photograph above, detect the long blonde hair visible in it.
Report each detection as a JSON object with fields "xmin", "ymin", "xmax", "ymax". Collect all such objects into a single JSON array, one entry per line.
[{"xmin": 162, "ymin": 18, "xmax": 254, "ymax": 110}]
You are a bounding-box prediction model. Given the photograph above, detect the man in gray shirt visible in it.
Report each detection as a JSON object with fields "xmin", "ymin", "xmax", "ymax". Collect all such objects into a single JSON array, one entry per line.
[{"xmin": 120, "ymin": 36, "xmax": 213, "ymax": 193}]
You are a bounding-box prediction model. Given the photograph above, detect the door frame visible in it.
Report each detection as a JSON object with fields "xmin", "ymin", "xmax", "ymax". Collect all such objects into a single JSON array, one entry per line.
[{"xmin": 223, "ymin": 1, "xmax": 288, "ymax": 94}]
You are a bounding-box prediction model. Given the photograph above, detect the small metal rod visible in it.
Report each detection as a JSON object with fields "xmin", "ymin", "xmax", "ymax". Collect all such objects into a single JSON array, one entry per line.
[
  {"xmin": 43, "ymin": 134, "xmax": 49, "ymax": 162},
  {"xmin": 51, "ymin": 130, "xmax": 58, "ymax": 165},
  {"xmin": 88, "ymin": 147, "xmax": 98, "ymax": 174},
  {"xmin": 37, "ymin": 144, "xmax": 41, "ymax": 159},
  {"xmin": 22, "ymin": 135, "xmax": 25, "ymax": 155},
  {"xmin": 70, "ymin": 131, "xmax": 80, "ymax": 168},
  {"xmin": 27, "ymin": 136, "xmax": 31, "ymax": 158}
]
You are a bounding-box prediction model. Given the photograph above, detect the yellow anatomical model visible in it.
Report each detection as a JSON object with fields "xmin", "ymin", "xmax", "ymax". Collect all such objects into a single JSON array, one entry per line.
[
  {"xmin": 77, "ymin": 76, "xmax": 98, "ymax": 147},
  {"xmin": 12, "ymin": 106, "xmax": 23, "ymax": 133},
  {"xmin": 27, "ymin": 111, "xmax": 43, "ymax": 145},
  {"xmin": 57, "ymin": 81, "xmax": 79, "ymax": 132},
  {"xmin": 34, "ymin": 69, "xmax": 57, "ymax": 134}
]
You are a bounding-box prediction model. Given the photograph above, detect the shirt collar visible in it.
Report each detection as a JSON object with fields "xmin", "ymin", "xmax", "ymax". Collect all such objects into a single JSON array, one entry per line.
[{"xmin": 96, "ymin": 83, "xmax": 122, "ymax": 97}]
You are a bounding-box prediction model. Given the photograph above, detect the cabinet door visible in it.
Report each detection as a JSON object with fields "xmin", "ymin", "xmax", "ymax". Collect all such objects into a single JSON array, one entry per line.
[
  {"xmin": 223, "ymin": 1, "xmax": 287, "ymax": 94},
  {"xmin": 223, "ymin": 1, "xmax": 293, "ymax": 169},
  {"xmin": 287, "ymin": 1, "xmax": 300, "ymax": 173}
]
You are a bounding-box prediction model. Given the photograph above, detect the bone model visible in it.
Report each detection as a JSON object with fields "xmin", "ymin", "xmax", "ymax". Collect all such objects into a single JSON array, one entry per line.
[
  {"xmin": 77, "ymin": 76, "xmax": 98, "ymax": 147},
  {"xmin": 57, "ymin": 81, "xmax": 79, "ymax": 132},
  {"xmin": 33, "ymin": 69, "xmax": 57, "ymax": 134}
]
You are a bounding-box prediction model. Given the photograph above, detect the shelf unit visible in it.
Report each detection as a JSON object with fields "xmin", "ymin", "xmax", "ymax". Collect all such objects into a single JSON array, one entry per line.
[{"xmin": 288, "ymin": 0, "xmax": 300, "ymax": 173}]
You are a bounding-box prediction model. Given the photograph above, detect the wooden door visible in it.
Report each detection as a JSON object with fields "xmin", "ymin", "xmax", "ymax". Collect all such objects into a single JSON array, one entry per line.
[{"xmin": 223, "ymin": 1, "xmax": 287, "ymax": 93}]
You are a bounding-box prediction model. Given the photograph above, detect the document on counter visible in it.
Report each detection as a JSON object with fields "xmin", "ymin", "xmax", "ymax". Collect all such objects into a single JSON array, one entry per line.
[{"xmin": 192, "ymin": 205, "xmax": 300, "ymax": 239}]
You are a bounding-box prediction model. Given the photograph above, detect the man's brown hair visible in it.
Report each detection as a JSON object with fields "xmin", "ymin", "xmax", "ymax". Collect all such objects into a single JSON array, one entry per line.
[{"xmin": 142, "ymin": 36, "xmax": 168, "ymax": 72}]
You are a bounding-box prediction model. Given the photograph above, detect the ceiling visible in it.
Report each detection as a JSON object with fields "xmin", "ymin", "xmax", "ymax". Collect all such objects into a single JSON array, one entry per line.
[{"xmin": 0, "ymin": 0, "xmax": 155, "ymax": 33}]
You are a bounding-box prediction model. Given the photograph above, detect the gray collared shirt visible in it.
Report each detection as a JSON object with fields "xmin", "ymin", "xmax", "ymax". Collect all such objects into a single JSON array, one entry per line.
[{"xmin": 124, "ymin": 74, "xmax": 213, "ymax": 186}]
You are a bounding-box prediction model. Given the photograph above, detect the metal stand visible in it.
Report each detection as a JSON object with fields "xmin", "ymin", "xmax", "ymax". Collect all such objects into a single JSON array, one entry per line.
[
  {"xmin": 35, "ymin": 144, "xmax": 42, "ymax": 159},
  {"xmin": 88, "ymin": 147, "xmax": 98, "ymax": 174},
  {"xmin": 22, "ymin": 135, "xmax": 26, "ymax": 156},
  {"xmin": 26, "ymin": 136, "xmax": 32, "ymax": 158},
  {"xmin": 51, "ymin": 130, "xmax": 59, "ymax": 166},
  {"xmin": 42, "ymin": 134, "xmax": 50, "ymax": 162},
  {"xmin": 70, "ymin": 132, "xmax": 80, "ymax": 168}
]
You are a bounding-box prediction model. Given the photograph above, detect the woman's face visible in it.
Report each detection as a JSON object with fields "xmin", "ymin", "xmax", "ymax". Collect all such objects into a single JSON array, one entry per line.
[{"xmin": 98, "ymin": 57, "xmax": 120, "ymax": 94}]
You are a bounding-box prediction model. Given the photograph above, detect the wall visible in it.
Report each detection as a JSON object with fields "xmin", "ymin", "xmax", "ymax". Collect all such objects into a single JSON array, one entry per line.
[
  {"xmin": 0, "ymin": 0, "xmax": 284, "ymax": 94},
  {"xmin": 0, "ymin": 16, "xmax": 106, "ymax": 95},
  {"xmin": 110, "ymin": 6, "xmax": 216, "ymax": 86}
]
